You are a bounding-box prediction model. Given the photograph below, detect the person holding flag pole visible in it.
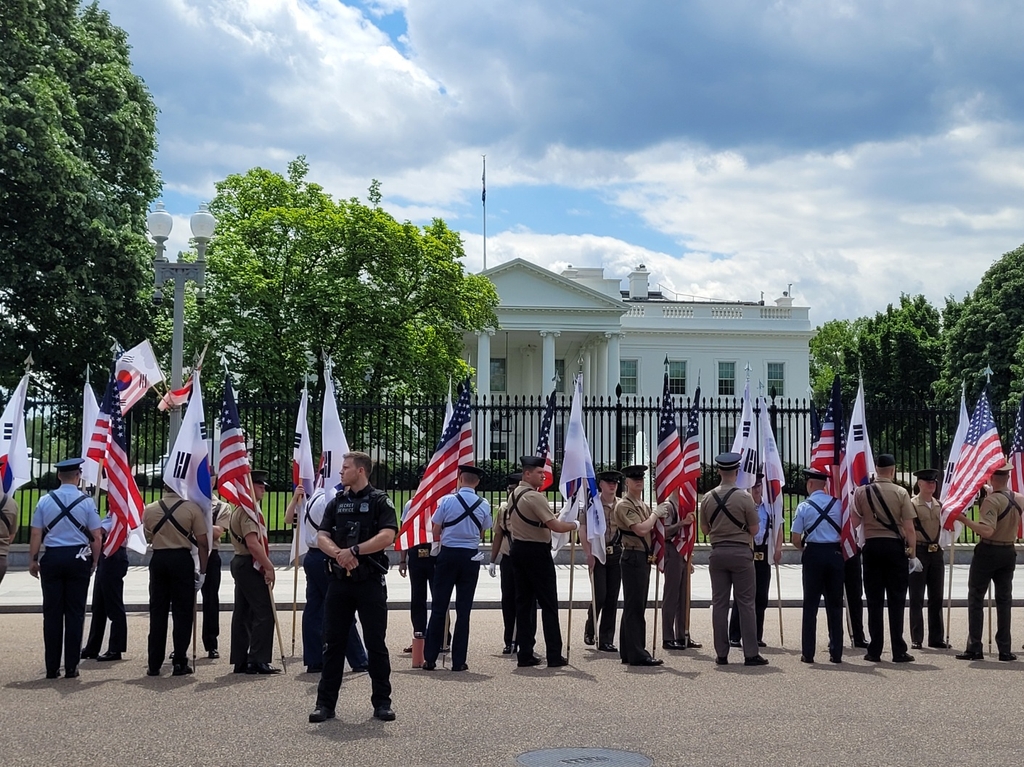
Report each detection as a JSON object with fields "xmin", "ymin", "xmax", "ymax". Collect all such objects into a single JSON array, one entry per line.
[{"xmin": 580, "ymin": 469, "xmax": 622, "ymax": 653}]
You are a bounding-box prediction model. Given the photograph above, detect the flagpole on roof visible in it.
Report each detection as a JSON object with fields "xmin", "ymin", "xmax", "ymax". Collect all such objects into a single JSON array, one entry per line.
[{"xmin": 481, "ymin": 155, "xmax": 487, "ymax": 271}]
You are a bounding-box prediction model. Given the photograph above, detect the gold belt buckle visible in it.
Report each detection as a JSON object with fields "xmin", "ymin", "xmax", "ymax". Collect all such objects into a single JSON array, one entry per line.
[
  {"xmin": 927, "ymin": 544, "xmax": 939, "ymax": 553},
  {"xmin": 753, "ymin": 552, "xmax": 765, "ymax": 561},
  {"xmin": 605, "ymin": 546, "xmax": 614, "ymax": 555},
  {"xmin": 417, "ymin": 549, "xmax": 430, "ymax": 558}
]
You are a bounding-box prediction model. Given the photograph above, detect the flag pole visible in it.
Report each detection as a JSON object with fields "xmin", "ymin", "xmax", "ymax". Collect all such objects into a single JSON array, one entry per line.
[
  {"xmin": 566, "ymin": 535, "xmax": 576, "ymax": 661},
  {"xmin": 291, "ymin": 540, "xmax": 300, "ymax": 656},
  {"xmin": 651, "ymin": 564, "xmax": 660, "ymax": 660},
  {"xmin": 775, "ymin": 561, "xmax": 784, "ymax": 646},
  {"xmin": 683, "ymin": 555, "xmax": 692, "ymax": 645},
  {"xmin": 987, "ymin": 583, "xmax": 993, "ymax": 654},
  {"xmin": 588, "ymin": 565, "xmax": 599, "ymax": 649},
  {"xmin": 192, "ymin": 594, "xmax": 198, "ymax": 669},
  {"xmin": 945, "ymin": 539, "xmax": 955, "ymax": 648}
]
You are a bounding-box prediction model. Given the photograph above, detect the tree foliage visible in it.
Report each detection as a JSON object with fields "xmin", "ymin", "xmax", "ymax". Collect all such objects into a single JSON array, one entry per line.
[
  {"xmin": 198, "ymin": 159, "xmax": 499, "ymax": 399},
  {"xmin": 0, "ymin": 1, "xmax": 160, "ymax": 395}
]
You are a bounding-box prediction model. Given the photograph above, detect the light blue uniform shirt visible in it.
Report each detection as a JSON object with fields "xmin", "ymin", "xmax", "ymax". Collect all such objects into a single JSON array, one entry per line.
[
  {"xmin": 791, "ymin": 489, "xmax": 842, "ymax": 544},
  {"xmin": 754, "ymin": 501, "xmax": 772, "ymax": 546},
  {"xmin": 431, "ymin": 488, "xmax": 492, "ymax": 549},
  {"xmin": 31, "ymin": 484, "xmax": 101, "ymax": 547}
]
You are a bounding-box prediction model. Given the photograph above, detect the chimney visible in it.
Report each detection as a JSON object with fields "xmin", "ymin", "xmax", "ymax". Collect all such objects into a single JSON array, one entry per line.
[
  {"xmin": 628, "ymin": 264, "xmax": 649, "ymax": 300},
  {"xmin": 561, "ymin": 265, "xmax": 578, "ymax": 281},
  {"xmin": 775, "ymin": 290, "xmax": 794, "ymax": 307}
]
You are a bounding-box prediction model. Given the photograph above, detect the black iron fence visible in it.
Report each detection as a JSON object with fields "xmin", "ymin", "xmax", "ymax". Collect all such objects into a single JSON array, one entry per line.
[{"xmin": 4, "ymin": 392, "xmax": 1006, "ymax": 545}]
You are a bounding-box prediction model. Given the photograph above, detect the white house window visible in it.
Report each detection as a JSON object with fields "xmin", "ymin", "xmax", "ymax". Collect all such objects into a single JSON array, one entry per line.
[
  {"xmin": 555, "ymin": 358, "xmax": 566, "ymax": 393},
  {"xmin": 767, "ymin": 362, "xmax": 785, "ymax": 398},
  {"xmin": 620, "ymin": 359, "xmax": 639, "ymax": 394},
  {"xmin": 668, "ymin": 360, "xmax": 686, "ymax": 395},
  {"xmin": 490, "ymin": 358, "xmax": 507, "ymax": 393},
  {"xmin": 719, "ymin": 423, "xmax": 736, "ymax": 455},
  {"xmin": 718, "ymin": 361, "xmax": 735, "ymax": 397}
]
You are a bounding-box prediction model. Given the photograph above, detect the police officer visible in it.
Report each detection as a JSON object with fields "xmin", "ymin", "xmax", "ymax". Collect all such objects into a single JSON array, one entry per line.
[
  {"xmin": 955, "ymin": 462, "xmax": 1022, "ymax": 662},
  {"xmin": 81, "ymin": 504, "xmax": 129, "ymax": 662},
  {"xmin": 422, "ymin": 465, "xmax": 491, "ymax": 671},
  {"xmin": 908, "ymin": 468, "xmax": 949, "ymax": 650},
  {"xmin": 582, "ymin": 470, "xmax": 623, "ymax": 653},
  {"xmin": 791, "ymin": 468, "xmax": 844, "ymax": 664},
  {"xmin": 729, "ymin": 475, "xmax": 780, "ymax": 649},
  {"xmin": 227, "ymin": 470, "xmax": 279, "ymax": 675},
  {"xmin": 615, "ymin": 465, "xmax": 667, "ymax": 666},
  {"xmin": 488, "ymin": 473, "xmax": 521, "ymax": 654},
  {"xmin": 28, "ymin": 458, "xmax": 102, "ymax": 679},
  {"xmin": 507, "ymin": 455, "xmax": 579, "ymax": 669},
  {"xmin": 852, "ymin": 453, "xmax": 918, "ymax": 663},
  {"xmin": 310, "ymin": 451, "xmax": 398, "ymax": 724},
  {"xmin": 659, "ymin": 488, "xmax": 702, "ymax": 651},
  {"xmin": 699, "ymin": 452, "xmax": 766, "ymax": 666},
  {"xmin": 201, "ymin": 478, "xmax": 233, "ymax": 659},
  {"xmin": 143, "ymin": 482, "xmax": 209, "ymax": 676},
  {"xmin": 0, "ymin": 484, "xmax": 18, "ymax": 584}
]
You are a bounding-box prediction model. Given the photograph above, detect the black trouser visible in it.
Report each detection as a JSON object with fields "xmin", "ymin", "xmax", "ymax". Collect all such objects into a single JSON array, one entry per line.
[
  {"xmin": 862, "ymin": 538, "xmax": 909, "ymax": 658},
  {"xmin": 84, "ymin": 547, "xmax": 128, "ymax": 655},
  {"xmin": 499, "ymin": 553, "xmax": 517, "ymax": 645},
  {"xmin": 302, "ymin": 549, "xmax": 369, "ymax": 669},
  {"xmin": 586, "ymin": 549, "xmax": 621, "ymax": 646},
  {"xmin": 730, "ymin": 547, "xmax": 771, "ymax": 643},
  {"xmin": 965, "ymin": 542, "xmax": 1016, "ymax": 655},
  {"xmin": 619, "ymin": 549, "xmax": 652, "ymax": 663},
  {"xmin": 424, "ymin": 547, "xmax": 480, "ymax": 667},
  {"xmin": 230, "ymin": 554, "xmax": 274, "ymax": 665},
  {"xmin": 40, "ymin": 546, "xmax": 91, "ymax": 675},
  {"xmin": 511, "ymin": 540, "xmax": 562, "ymax": 663},
  {"xmin": 844, "ymin": 550, "xmax": 866, "ymax": 644},
  {"xmin": 148, "ymin": 548, "xmax": 194, "ymax": 670},
  {"xmin": 800, "ymin": 542, "xmax": 845, "ymax": 660},
  {"xmin": 908, "ymin": 544, "xmax": 945, "ymax": 646},
  {"xmin": 406, "ymin": 544, "xmax": 435, "ymax": 636},
  {"xmin": 316, "ymin": 572, "xmax": 391, "ymax": 712},
  {"xmin": 201, "ymin": 548, "xmax": 222, "ymax": 652}
]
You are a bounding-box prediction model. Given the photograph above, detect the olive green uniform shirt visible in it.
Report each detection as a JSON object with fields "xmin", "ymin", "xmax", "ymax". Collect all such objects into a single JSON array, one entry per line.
[
  {"xmin": 228, "ymin": 505, "xmax": 263, "ymax": 555},
  {"xmin": 699, "ymin": 481, "xmax": 757, "ymax": 545},
  {"xmin": 0, "ymin": 493, "xmax": 18, "ymax": 556},
  {"xmin": 910, "ymin": 495, "xmax": 943, "ymax": 547},
  {"xmin": 854, "ymin": 478, "xmax": 916, "ymax": 541},
  {"xmin": 615, "ymin": 495, "xmax": 652, "ymax": 551},
  {"xmin": 143, "ymin": 491, "xmax": 207, "ymax": 550},
  {"xmin": 978, "ymin": 490, "xmax": 1023, "ymax": 544},
  {"xmin": 506, "ymin": 482, "xmax": 555, "ymax": 544}
]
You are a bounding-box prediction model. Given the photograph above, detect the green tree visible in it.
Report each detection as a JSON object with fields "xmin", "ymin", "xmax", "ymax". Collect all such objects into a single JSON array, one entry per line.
[
  {"xmin": 0, "ymin": 1, "xmax": 160, "ymax": 395},
  {"xmin": 199, "ymin": 159, "xmax": 499, "ymax": 399}
]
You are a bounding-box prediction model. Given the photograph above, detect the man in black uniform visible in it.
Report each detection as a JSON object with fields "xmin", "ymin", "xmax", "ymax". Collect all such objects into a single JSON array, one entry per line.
[
  {"xmin": 81, "ymin": 505, "xmax": 130, "ymax": 662},
  {"xmin": 488, "ymin": 473, "xmax": 522, "ymax": 654},
  {"xmin": 310, "ymin": 451, "xmax": 398, "ymax": 724}
]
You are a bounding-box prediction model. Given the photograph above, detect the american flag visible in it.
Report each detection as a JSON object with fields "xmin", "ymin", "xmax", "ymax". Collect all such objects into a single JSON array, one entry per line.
[
  {"xmin": 102, "ymin": 394, "xmax": 145, "ymax": 556},
  {"xmin": 810, "ymin": 376, "xmax": 842, "ymax": 474},
  {"xmin": 396, "ymin": 380, "xmax": 473, "ymax": 550},
  {"xmin": 942, "ymin": 387, "xmax": 1005, "ymax": 529},
  {"xmin": 217, "ymin": 375, "xmax": 268, "ymax": 564},
  {"xmin": 536, "ymin": 389, "xmax": 557, "ymax": 492},
  {"xmin": 85, "ymin": 375, "xmax": 115, "ymax": 463},
  {"xmin": 1009, "ymin": 394, "xmax": 1024, "ymax": 496},
  {"xmin": 674, "ymin": 385, "xmax": 702, "ymax": 560},
  {"xmin": 655, "ymin": 372, "xmax": 683, "ymax": 504}
]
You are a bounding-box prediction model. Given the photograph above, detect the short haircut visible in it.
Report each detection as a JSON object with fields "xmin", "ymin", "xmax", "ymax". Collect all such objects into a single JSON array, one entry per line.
[{"xmin": 344, "ymin": 451, "xmax": 373, "ymax": 475}]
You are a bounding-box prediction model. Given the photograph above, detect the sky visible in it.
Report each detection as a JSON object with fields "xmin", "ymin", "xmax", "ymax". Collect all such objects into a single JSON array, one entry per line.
[{"xmin": 96, "ymin": 0, "xmax": 1024, "ymax": 323}]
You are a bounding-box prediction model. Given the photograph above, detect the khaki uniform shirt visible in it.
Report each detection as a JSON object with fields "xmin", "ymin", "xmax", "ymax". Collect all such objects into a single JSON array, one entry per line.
[
  {"xmin": 978, "ymin": 490, "xmax": 1023, "ymax": 544},
  {"xmin": 911, "ymin": 495, "xmax": 943, "ymax": 548},
  {"xmin": 579, "ymin": 497, "xmax": 619, "ymax": 547},
  {"xmin": 615, "ymin": 495, "xmax": 652, "ymax": 551},
  {"xmin": 210, "ymin": 499, "xmax": 232, "ymax": 550},
  {"xmin": 143, "ymin": 491, "xmax": 207, "ymax": 550},
  {"xmin": 228, "ymin": 505, "xmax": 263, "ymax": 555},
  {"xmin": 0, "ymin": 493, "xmax": 18, "ymax": 556},
  {"xmin": 699, "ymin": 481, "xmax": 757, "ymax": 545},
  {"xmin": 506, "ymin": 482, "xmax": 554, "ymax": 544},
  {"xmin": 495, "ymin": 499, "xmax": 512, "ymax": 556},
  {"xmin": 854, "ymin": 478, "xmax": 915, "ymax": 541}
]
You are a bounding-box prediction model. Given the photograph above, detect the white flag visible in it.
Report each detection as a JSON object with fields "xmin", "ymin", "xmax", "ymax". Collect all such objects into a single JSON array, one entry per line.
[
  {"xmin": 756, "ymin": 397, "xmax": 786, "ymax": 564},
  {"xmin": 554, "ymin": 376, "xmax": 604, "ymax": 560},
  {"xmin": 317, "ymin": 364, "xmax": 350, "ymax": 489},
  {"xmin": 81, "ymin": 379, "xmax": 100, "ymax": 486},
  {"xmin": 939, "ymin": 388, "xmax": 969, "ymax": 546},
  {"xmin": 291, "ymin": 388, "xmax": 316, "ymax": 561},
  {"xmin": 115, "ymin": 339, "xmax": 165, "ymax": 412},
  {"xmin": 163, "ymin": 371, "xmax": 213, "ymax": 548},
  {"xmin": 731, "ymin": 379, "xmax": 759, "ymax": 489},
  {"xmin": 0, "ymin": 373, "xmax": 32, "ymax": 495}
]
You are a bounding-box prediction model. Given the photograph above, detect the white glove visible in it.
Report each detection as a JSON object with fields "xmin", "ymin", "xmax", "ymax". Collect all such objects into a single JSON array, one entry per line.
[
  {"xmin": 430, "ymin": 541, "xmax": 441, "ymax": 557},
  {"xmin": 194, "ymin": 572, "xmax": 206, "ymax": 592},
  {"xmin": 488, "ymin": 562, "xmax": 497, "ymax": 578},
  {"xmin": 572, "ymin": 519, "xmax": 581, "ymax": 531},
  {"xmin": 652, "ymin": 505, "xmax": 669, "ymax": 520},
  {"xmin": 908, "ymin": 557, "xmax": 923, "ymax": 574}
]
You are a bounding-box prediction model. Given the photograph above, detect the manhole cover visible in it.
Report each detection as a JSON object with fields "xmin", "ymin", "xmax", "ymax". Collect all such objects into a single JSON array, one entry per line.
[{"xmin": 516, "ymin": 748, "xmax": 653, "ymax": 766}]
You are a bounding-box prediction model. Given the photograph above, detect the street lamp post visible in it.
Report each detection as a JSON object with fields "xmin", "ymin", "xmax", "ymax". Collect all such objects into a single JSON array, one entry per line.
[{"xmin": 148, "ymin": 201, "xmax": 217, "ymax": 446}]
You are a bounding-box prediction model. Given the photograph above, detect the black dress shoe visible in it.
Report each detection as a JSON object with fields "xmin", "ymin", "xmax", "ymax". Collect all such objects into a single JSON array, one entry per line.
[
  {"xmin": 662, "ymin": 640, "xmax": 684, "ymax": 650},
  {"xmin": 757, "ymin": 641, "xmax": 767, "ymax": 648},
  {"xmin": 373, "ymin": 705, "xmax": 396, "ymax": 721},
  {"xmin": 853, "ymin": 639, "xmax": 869, "ymax": 649},
  {"xmin": 715, "ymin": 656, "xmax": 729, "ymax": 665},
  {"xmin": 80, "ymin": 649, "xmax": 98, "ymax": 660},
  {"xmin": 517, "ymin": 656, "xmax": 541, "ymax": 668},
  {"xmin": 233, "ymin": 663, "xmax": 247, "ymax": 673},
  {"xmin": 928, "ymin": 641, "xmax": 952, "ymax": 649},
  {"xmin": 583, "ymin": 634, "xmax": 595, "ymax": 646},
  {"xmin": 800, "ymin": 655, "xmax": 814, "ymax": 664},
  {"xmin": 64, "ymin": 668, "xmax": 80, "ymax": 679},
  {"xmin": 451, "ymin": 663, "xmax": 469, "ymax": 671},
  {"xmin": 172, "ymin": 663, "xmax": 194, "ymax": 676},
  {"xmin": 598, "ymin": 643, "xmax": 618, "ymax": 653},
  {"xmin": 956, "ymin": 651, "xmax": 983, "ymax": 661},
  {"xmin": 147, "ymin": 668, "xmax": 161, "ymax": 677},
  {"xmin": 350, "ymin": 665, "xmax": 368, "ymax": 672},
  {"xmin": 729, "ymin": 639, "xmax": 742, "ymax": 648},
  {"xmin": 863, "ymin": 653, "xmax": 882, "ymax": 662},
  {"xmin": 421, "ymin": 661, "xmax": 436, "ymax": 670},
  {"xmin": 744, "ymin": 655, "xmax": 769, "ymax": 666},
  {"xmin": 402, "ymin": 645, "xmax": 413, "ymax": 654},
  {"xmin": 46, "ymin": 670, "xmax": 60, "ymax": 679},
  {"xmin": 246, "ymin": 662, "xmax": 281, "ymax": 675},
  {"xmin": 684, "ymin": 637, "xmax": 702, "ymax": 649},
  {"xmin": 999, "ymin": 652, "xmax": 1018, "ymax": 662},
  {"xmin": 911, "ymin": 642, "xmax": 923, "ymax": 650},
  {"xmin": 306, "ymin": 665, "xmax": 322, "ymax": 674},
  {"xmin": 829, "ymin": 655, "xmax": 843, "ymax": 664},
  {"xmin": 502, "ymin": 644, "xmax": 514, "ymax": 655},
  {"xmin": 630, "ymin": 657, "xmax": 664, "ymax": 667},
  {"xmin": 892, "ymin": 653, "xmax": 914, "ymax": 663},
  {"xmin": 97, "ymin": 651, "xmax": 122, "ymax": 662},
  {"xmin": 207, "ymin": 650, "xmax": 220, "ymax": 659},
  {"xmin": 548, "ymin": 656, "xmax": 570, "ymax": 668},
  {"xmin": 309, "ymin": 707, "xmax": 335, "ymax": 723}
]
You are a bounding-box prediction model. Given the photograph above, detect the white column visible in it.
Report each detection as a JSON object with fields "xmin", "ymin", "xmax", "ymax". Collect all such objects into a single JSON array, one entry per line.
[
  {"xmin": 597, "ymin": 339, "xmax": 609, "ymax": 399},
  {"xmin": 606, "ymin": 332, "xmax": 620, "ymax": 395},
  {"xmin": 476, "ymin": 330, "xmax": 491, "ymax": 397},
  {"xmin": 540, "ymin": 331, "xmax": 558, "ymax": 394},
  {"xmin": 583, "ymin": 347, "xmax": 593, "ymax": 397}
]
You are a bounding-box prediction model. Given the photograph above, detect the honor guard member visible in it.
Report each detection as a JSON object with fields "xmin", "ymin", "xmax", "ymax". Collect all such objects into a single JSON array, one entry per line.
[
  {"xmin": 844, "ymin": 541, "xmax": 869, "ymax": 649},
  {"xmin": 791, "ymin": 468, "xmax": 845, "ymax": 664},
  {"xmin": 227, "ymin": 470, "xmax": 279, "ymax": 675},
  {"xmin": 488, "ymin": 472, "xmax": 521, "ymax": 654},
  {"xmin": 615, "ymin": 465, "xmax": 667, "ymax": 666},
  {"xmin": 143, "ymin": 483, "xmax": 209, "ymax": 676},
  {"xmin": 292, "ymin": 480, "xmax": 369, "ymax": 674},
  {"xmin": 200, "ymin": 478, "xmax": 233, "ymax": 659},
  {"xmin": 398, "ymin": 477, "xmax": 436, "ymax": 654},
  {"xmin": 507, "ymin": 455, "xmax": 579, "ymax": 669},
  {"xmin": 955, "ymin": 462, "xmax": 1023, "ymax": 662},
  {"xmin": 422, "ymin": 465, "xmax": 491, "ymax": 671},
  {"xmin": 310, "ymin": 451, "xmax": 398, "ymax": 724},
  {"xmin": 82, "ymin": 504, "xmax": 129, "ymax": 662},
  {"xmin": 852, "ymin": 453, "xmax": 918, "ymax": 663},
  {"xmin": 660, "ymin": 488, "xmax": 702, "ymax": 651},
  {"xmin": 581, "ymin": 470, "xmax": 623, "ymax": 653},
  {"xmin": 729, "ymin": 475, "xmax": 780, "ymax": 648},
  {"xmin": 908, "ymin": 468, "xmax": 950, "ymax": 650},
  {"xmin": 28, "ymin": 458, "xmax": 102, "ymax": 679},
  {"xmin": 699, "ymin": 452, "xmax": 767, "ymax": 666},
  {"xmin": 0, "ymin": 484, "xmax": 18, "ymax": 584}
]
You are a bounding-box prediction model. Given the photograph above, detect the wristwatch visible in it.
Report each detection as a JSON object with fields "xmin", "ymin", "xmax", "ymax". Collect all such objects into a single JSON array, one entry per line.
[{"xmin": 351, "ymin": 544, "xmax": 361, "ymax": 557}]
